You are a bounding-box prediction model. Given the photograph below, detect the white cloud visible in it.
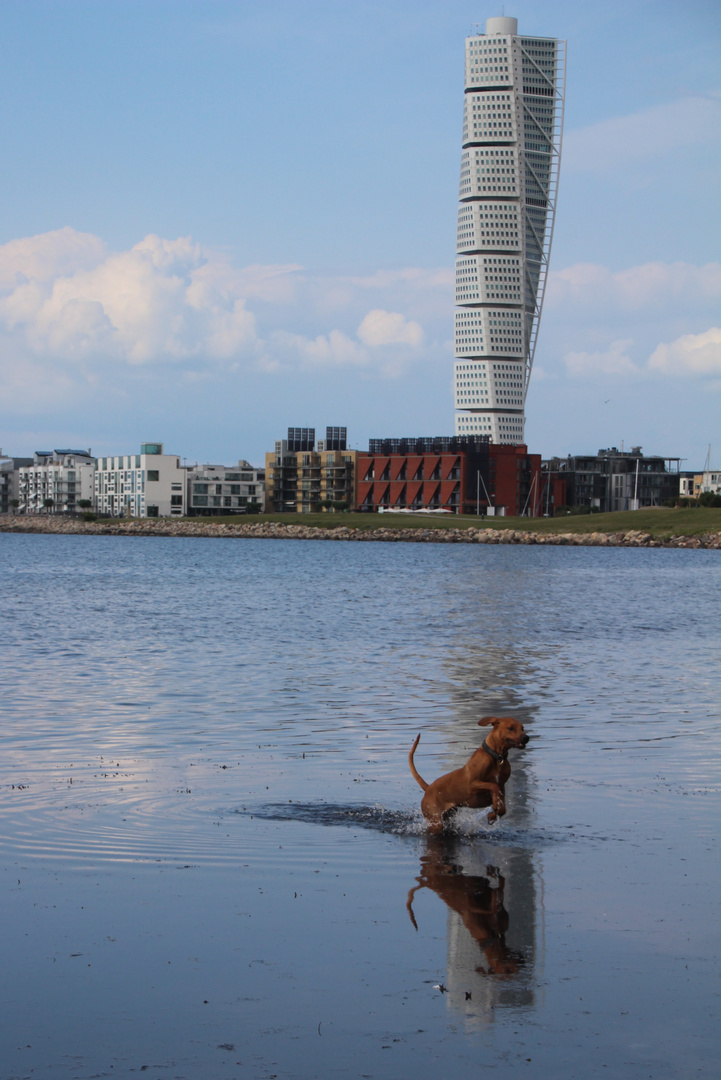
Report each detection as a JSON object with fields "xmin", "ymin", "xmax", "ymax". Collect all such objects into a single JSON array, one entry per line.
[
  {"xmin": 6, "ymin": 232, "xmax": 720, "ymax": 426},
  {"xmin": 547, "ymin": 261, "xmax": 721, "ymax": 311},
  {"xmin": 193, "ymin": 257, "xmax": 304, "ymax": 303},
  {"xmin": 545, "ymin": 260, "xmax": 721, "ymax": 389},
  {"xmin": 648, "ymin": 327, "xmax": 721, "ymax": 376},
  {"xmin": 561, "ymin": 327, "xmax": 721, "ymax": 383},
  {"xmin": 281, "ymin": 328, "xmax": 369, "ymax": 369},
  {"xmin": 0, "ymin": 226, "xmax": 107, "ymax": 288},
  {"xmin": 565, "ymin": 339, "xmax": 639, "ymax": 377},
  {"xmin": 564, "ymin": 92, "xmax": 721, "ymax": 173},
  {"xmin": 357, "ymin": 309, "xmax": 424, "ymax": 347},
  {"xmin": 530, "ymin": 364, "xmax": 551, "ymax": 382},
  {"xmin": 0, "ymin": 229, "xmax": 444, "ymax": 403},
  {"xmin": 271, "ymin": 322, "xmax": 429, "ymax": 378},
  {"xmin": 0, "ymin": 230, "xmax": 262, "ymax": 366}
]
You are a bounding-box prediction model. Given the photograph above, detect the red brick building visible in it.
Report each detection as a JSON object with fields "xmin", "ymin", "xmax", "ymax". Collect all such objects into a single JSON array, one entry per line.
[{"xmin": 356, "ymin": 437, "xmax": 542, "ymax": 516}]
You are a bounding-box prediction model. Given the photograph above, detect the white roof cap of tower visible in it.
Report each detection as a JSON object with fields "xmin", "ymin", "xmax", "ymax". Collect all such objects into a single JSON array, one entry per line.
[{"xmin": 485, "ymin": 16, "xmax": 518, "ymax": 36}]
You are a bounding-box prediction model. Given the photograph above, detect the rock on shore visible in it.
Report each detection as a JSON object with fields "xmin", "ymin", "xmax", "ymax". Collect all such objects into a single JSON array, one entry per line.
[{"xmin": 1, "ymin": 516, "xmax": 720, "ymax": 549}]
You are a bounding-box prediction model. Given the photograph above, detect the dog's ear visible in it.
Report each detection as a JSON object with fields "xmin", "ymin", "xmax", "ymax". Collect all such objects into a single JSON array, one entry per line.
[{"xmin": 478, "ymin": 716, "xmax": 499, "ymax": 727}]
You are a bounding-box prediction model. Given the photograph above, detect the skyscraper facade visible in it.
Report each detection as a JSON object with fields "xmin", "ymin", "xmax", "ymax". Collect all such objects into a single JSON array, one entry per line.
[{"xmin": 453, "ymin": 16, "xmax": 565, "ymax": 444}]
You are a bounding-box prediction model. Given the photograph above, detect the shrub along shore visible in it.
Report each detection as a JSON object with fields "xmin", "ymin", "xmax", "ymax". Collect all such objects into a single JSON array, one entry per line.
[{"xmin": 2, "ymin": 510, "xmax": 720, "ymax": 548}]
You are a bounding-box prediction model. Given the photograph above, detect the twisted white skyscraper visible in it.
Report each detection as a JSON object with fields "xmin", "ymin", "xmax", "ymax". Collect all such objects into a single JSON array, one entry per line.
[{"xmin": 454, "ymin": 16, "xmax": 565, "ymax": 444}]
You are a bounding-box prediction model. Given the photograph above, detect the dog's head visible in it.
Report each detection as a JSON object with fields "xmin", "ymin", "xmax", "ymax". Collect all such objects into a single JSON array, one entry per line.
[{"xmin": 478, "ymin": 715, "xmax": 529, "ymax": 750}]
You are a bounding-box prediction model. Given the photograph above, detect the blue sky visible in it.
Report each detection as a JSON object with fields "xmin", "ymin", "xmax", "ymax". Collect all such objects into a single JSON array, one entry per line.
[{"xmin": 1, "ymin": 0, "xmax": 719, "ymax": 468}]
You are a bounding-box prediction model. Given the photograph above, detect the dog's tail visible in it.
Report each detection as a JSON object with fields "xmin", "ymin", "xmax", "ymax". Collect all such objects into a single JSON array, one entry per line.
[{"xmin": 408, "ymin": 734, "xmax": 429, "ymax": 792}]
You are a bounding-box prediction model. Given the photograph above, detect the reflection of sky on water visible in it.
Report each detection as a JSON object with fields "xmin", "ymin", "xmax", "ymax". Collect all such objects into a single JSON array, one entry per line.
[
  {"xmin": 3, "ymin": 531, "xmax": 719, "ymax": 855},
  {"xmin": 1, "ymin": 533, "xmax": 720, "ymax": 1077}
]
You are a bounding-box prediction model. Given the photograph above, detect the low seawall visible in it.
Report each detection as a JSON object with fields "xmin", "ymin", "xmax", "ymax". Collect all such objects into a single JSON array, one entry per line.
[{"xmin": 1, "ymin": 516, "xmax": 719, "ymax": 548}]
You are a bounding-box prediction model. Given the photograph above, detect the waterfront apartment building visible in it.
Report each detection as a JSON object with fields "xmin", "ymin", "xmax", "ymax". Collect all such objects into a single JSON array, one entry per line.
[
  {"xmin": 186, "ymin": 461, "xmax": 265, "ymax": 516},
  {"xmin": 679, "ymin": 474, "xmax": 697, "ymax": 499},
  {"xmin": 265, "ymin": 427, "xmax": 357, "ymax": 513},
  {"xmin": 678, "ymin": 469, "xmax": 721, "ymax": 500},
  {"xmin": 697, "ymin": 469, "xmax": 721, "ymax": 496},
  {"xmin": 94, "ymin": 443, "xmax": 185, "ymax": 518},
  {"xmin": 17, "ymin": 450, "xmax": 95, "ymax": 515},
  {"xmin": 358, "ymin": 436, "xmax": 542, "ymax": 516},
  {"xmin": 0, "ymin": 451, "xmax": 33, "ymax": 513},
  {"xmin": 454, "ymin": 15, "xmax": 565, "ymax": 444},
  {"xmin": 545, "ymin": 448, "xmax": 681, "ymax": 512}
]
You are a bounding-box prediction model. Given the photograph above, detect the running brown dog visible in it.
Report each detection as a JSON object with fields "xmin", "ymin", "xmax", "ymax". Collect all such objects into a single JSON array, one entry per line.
[{"xmin": 408, "ymin": 716, "xmax": 529, "ymax": 832}]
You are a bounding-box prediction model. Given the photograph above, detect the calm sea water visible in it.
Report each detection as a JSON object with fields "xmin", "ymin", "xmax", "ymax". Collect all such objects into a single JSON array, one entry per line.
[{"xmin": 1, "ymin": 532, "xmax": 719, "ymax": 1079}]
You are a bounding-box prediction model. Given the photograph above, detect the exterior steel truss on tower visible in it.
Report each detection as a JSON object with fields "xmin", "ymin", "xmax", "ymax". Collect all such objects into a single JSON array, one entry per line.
[
  {"xmin": 453, "ymin": 16, "xmax": 565, "ymax": 445},
  {"xmin": 519, "ymin": 35, "xmax": 566, "ymax": 385}
]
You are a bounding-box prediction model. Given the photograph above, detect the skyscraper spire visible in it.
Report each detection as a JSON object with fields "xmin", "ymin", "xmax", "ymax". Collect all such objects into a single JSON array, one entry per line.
[{"xmin": 454, "ymin": 16, "xmax": 565, "ymax": 444}]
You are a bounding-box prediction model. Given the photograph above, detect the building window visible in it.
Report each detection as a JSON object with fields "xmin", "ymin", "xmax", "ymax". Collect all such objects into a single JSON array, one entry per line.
[
  {"xmin": 147, "ymin": 470, "xmax": 160, "ymax": 482},
  {"xmin": 170, "ymin": 495, "xmax": 183, "ymax": 506}
]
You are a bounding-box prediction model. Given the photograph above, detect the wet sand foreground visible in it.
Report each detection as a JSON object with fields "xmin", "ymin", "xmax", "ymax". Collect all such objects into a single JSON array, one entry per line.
[{"xmin": 1, "ymin": 533, "xmax": 719, "ymax": 1078}]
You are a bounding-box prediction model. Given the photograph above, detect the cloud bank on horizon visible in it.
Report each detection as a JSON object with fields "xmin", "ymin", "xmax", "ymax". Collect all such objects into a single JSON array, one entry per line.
[
  {"xmin": 0, "ymin": 227, "xmax": 435, "ymax": 383},
  {"xmin": 2, "ymin": 227, "xmax": 719, "ymax": 380},
  {"xmin": 1, "ymin": 225, "xmax": 719, "ymax": 460}
]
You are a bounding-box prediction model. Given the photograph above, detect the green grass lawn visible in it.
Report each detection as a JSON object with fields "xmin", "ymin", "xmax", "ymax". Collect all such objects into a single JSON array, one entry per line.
[{"xmin": 186, "ymin": 507, "xmax": 721, "ymax": 539}]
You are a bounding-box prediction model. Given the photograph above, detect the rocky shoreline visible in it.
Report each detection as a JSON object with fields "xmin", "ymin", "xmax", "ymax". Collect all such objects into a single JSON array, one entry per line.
[{"xmin": 1, "ymin": 515, "xmax": 719, "ymax": 548}]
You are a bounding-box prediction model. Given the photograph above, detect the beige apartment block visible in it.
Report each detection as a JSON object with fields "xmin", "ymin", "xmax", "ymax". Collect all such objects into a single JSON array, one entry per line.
[
  {"xmin": 265, "ymin": 430, "xmax": 357, "ymax": 513},
  {"xmin": 94, "ymin": 443, "xmax": 185, "ymax": 518}
]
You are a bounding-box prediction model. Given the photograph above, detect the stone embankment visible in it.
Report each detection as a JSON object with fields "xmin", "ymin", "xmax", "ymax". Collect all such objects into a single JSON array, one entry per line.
[{"xmin": 1, "ymin": 516, "xmax": 720, "ymax": 548}]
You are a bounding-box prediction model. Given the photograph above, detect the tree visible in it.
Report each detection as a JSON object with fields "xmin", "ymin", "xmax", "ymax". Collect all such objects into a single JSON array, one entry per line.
[
  {"xmin": 43, "ymin": 498, "xmax": 54, "ymax": 514},
  {"xmin": 77, "ymin": 499, "xmax": 93, "ymax": 510}
]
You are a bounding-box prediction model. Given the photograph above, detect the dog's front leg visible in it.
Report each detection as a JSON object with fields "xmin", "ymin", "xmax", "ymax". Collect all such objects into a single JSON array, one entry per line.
[
  {"xmin": 469, "ymin": 779, "xmax": 503, "ymax": 810},
  {"xmin": 469, "ymin": 779, "xmax": 505, "ymax": 823},
  {"xmin": 489, "ymin": 787, "xmax": 506, "ymax": 822}
]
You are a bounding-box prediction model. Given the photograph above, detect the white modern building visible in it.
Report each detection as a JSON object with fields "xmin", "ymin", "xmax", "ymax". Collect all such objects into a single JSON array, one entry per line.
[
  {"xmin": 186, "ymin": 460, "xmax": 265, "ymax": 515},
  {"xmin": 94, "ymin": 443, "xmax": 185, "ymax": 517},
  {"xmin": 17, "ymin": 450, "xmax": 95, "ymax": 514},
  {"xmin": 698, "ymin": 470, "xmax": 721, "ymax": 495},
  {"xmin": 454, "ymin": 15, "xmax": 565, "ymax": 444}
]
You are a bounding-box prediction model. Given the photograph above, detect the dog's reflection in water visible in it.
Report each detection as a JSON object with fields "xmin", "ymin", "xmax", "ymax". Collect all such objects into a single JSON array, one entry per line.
[{"xmin": 407, "ymin": 836, "xmax": 525, "ymax": 978}]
